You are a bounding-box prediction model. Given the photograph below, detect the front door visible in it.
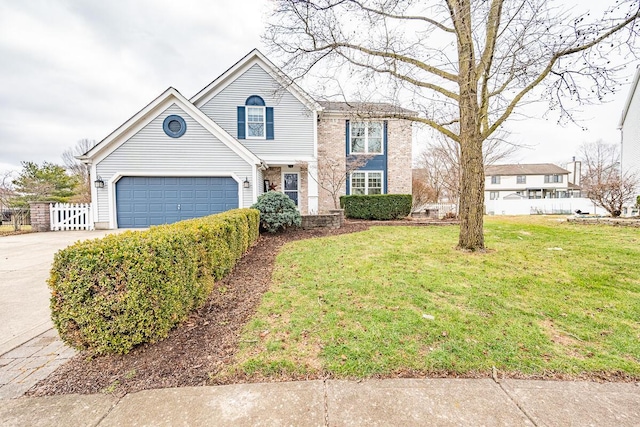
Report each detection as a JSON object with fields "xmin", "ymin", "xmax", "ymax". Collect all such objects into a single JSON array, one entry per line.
[{"xmin": 283, "ymin": 172, "xmax": 299, "ymax": 206}]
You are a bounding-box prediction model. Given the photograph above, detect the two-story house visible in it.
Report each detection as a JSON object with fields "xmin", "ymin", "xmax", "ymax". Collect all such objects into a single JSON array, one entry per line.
[
  {"xmin": 79, "ymin": 50, "xmax": 413, "ymax": 229},
  {"xmin": 485, "ymin": 163, "xmax": 582, "ymax": 201}
]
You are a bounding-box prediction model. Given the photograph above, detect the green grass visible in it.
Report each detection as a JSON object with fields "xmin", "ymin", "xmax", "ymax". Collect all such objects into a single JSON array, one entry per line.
[
  {"xmin": 0, "ymin": 224, "xmax": 32, "ymax": 236},
  {"xmin": 227, "ymin": 216, "xmax": 640, "ymax": 379}
]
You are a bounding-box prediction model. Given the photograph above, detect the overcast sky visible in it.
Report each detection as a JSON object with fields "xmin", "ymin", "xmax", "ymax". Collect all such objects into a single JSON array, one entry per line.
[{"xmin": 0, "ymin": 0, "xmax": 636, "ymax": 174}]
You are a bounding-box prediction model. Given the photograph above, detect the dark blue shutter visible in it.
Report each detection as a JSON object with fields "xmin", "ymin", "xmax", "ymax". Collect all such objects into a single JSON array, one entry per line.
[
  {"xmin": 266, "ymin": 107, "xmax": 274, "ymax": 140},
  {"xmin": 383, "ymin": 120, "xmax": 388, "ymax": 194},
  {"xmin": 345, "ymin": 120, "xmax": 350, "ymax": 194},
  {"xmin": 345, "ymin": 120, "xmax": 350, "ymax": 155},
  {"xmin": 237, "ymin": 106, "xmax": 246, "ymax": 139}
]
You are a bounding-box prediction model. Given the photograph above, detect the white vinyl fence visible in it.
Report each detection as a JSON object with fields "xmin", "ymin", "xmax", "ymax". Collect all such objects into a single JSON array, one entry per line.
[
  {"xmin": 50, "ymin": 203, "xmax": 94, "ymax": 230},
  {"xmin": 485, "ymin": 198, "xmax": 608, "ymax": 216}
]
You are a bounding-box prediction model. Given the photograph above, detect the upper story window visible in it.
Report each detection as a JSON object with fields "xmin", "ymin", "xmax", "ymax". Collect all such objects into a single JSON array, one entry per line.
[
  {"xmin": 544, "ymin": 174, "xmax": 563, "ymax": 183},
  {"xmin": 237, "ymin": 96, "xmax": 274, "ymax": 140},
  {"xmin": 491, "ymin": 175, "xmax": 501, "ymax": 184},
  {"xmin": 517, "ymin": 175, "xmax": 526, "ymax": 184},
  {"xmin": 349, "ymin": 122, "xmax": 383, "ymax": 154}
]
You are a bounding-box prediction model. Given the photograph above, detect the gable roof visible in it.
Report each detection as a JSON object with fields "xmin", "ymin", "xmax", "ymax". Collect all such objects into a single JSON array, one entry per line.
[
  {"xmin": 79, "ymin": 87, "xmax": 261, "ymax": 165},
  {"xmin": 485, "ymin": 163, "xmax": 569, "ymax": 176},
  {"xmin": 190, "ymin": 49, "xmax": 322, "ymax": 112},
  {"xmin": 618, "ymin": 64, "xmax": 640, "ymax": 129},
  {"xmin": 319, "ymin": 101, "xmax": 417, "ymax": 116}
]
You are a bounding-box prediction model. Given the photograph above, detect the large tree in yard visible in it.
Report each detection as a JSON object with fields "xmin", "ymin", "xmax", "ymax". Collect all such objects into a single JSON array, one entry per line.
[{"xmin": 266, "ymin": 0, "xmax": 640, "ymax": 250}]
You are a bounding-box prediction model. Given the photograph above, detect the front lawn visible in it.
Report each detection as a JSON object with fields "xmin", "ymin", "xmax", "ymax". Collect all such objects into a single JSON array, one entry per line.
[{"xmin": 227, "ymin": 217, "xmax": 640, "ymax": 380}]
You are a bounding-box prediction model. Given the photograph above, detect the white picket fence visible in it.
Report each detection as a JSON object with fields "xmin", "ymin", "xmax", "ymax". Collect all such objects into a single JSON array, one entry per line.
[{"xmin": 50, "ymin": 203, "xmax": 94, "ymax": 231}]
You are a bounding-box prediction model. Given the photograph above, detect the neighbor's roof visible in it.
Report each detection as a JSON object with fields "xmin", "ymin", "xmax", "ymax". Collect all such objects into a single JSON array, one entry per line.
[
  {"xmin": 485, "ymin": 163, "xmax": 570, "ymax": 176},
  {"xmin": 319, "ymin": 101, "xmax": 417, "ymax": 116}
]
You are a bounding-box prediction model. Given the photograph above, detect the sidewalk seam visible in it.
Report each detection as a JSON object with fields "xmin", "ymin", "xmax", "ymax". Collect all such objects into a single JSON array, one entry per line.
[
  {"xmin": 91, "ymin": 394, "xmax": 123, "ymax": 427},
  {"xmin": 323, "ymin": 378, "xmax": 329, "ymax": 427},
  {"xmin": 494, "ymin": 378, "xmax": 538, "ymax": 426}
]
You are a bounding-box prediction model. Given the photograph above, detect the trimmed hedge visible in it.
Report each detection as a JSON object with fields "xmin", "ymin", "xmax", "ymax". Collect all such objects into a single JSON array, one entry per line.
[
  {"xmin": 340, "ymin": 194, "xmax": 412, "ymax": 220},
  {"xmin": 48, "ymin": 209, "xmax": 259, "ymax": 355}
]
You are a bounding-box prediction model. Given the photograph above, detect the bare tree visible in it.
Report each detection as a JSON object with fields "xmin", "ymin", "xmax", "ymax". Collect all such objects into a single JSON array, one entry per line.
[
  {"xmin": 304, "ymin": 154, "xmax": 375, "ymax": 209},
  {"xmin": 416, "ymin": 130, "xmax": 518, "ymax": 208},
  {"xmin": 62, "ymin": 139, "xmax": 96, "ymax": 203},
  {"xmin": 266, "ymin": 0, "xmax": 640, "ymax": 250},
  {"xmin": 411, "ymin": 171, "xmax": 438, "ymax": 211},
  {"xmin": 0, "ymin": 170, "xmax": 28, "ymax": 231},
  {"xmin": 579, "ymin": 140, "xmax": 638, "ymax": 217}
]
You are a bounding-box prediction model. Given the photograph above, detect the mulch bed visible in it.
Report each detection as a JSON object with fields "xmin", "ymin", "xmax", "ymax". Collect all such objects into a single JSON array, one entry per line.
[{"xmin": 28, "ymin": 221, "xmax": 371, "ymax": 397}]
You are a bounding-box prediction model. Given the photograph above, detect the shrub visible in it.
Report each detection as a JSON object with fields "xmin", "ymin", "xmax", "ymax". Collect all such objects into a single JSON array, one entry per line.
[
  {"xmin": 49, "ymin": 208, "xmax": 259, "ymax": 355},
  {"xmin": 340, "ymin": 194, "xmax": 412, "ymax": 220},
  {"xmin": 251, "ymin": 191, "xmax": 301, "ymax": 233}
]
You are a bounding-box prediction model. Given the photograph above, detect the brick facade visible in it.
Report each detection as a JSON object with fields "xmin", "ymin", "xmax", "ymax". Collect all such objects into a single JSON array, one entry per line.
[
  {"xmin": 316, "ymin": 113, "xmax": 413, "ymax": 213},
  {"xmin": 385, "ymin": 119, "xmax": 413, "ymax": 195}
]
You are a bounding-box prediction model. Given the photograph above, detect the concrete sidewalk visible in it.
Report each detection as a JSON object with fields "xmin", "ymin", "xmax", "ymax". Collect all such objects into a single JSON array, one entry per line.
[{"xmin": 1, "ymin": 379, "xmax": 639, "ymax": 426}]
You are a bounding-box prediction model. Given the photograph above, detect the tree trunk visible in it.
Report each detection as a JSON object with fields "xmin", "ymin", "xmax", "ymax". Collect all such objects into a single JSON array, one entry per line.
[
  {"xmin": 458, "ymin": 136, "xmax": 485, "ymax": 250},
  {"xmin": 456, "ymin": 0, "xmax": 485, "ymax": 250}
]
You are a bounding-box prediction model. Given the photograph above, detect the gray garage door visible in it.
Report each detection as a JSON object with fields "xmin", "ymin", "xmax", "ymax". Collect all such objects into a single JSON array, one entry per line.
[{"xmin": 116, "ymin": 176, "xmax": 239, "ymax": 228}]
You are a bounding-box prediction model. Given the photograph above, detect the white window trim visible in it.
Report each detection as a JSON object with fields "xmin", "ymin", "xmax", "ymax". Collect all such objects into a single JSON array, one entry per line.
[
  {"xmin": 491, "ymin": 175, "xmax": 501, "ymax": 184},
  {"xmin": 350, "ymin": 170, "xmax": 385, "ymax": 195},
  {"xmin": 281, "ymin": 171, "xmax": 300, "ymax": 207},
  {"xmin": 349, "ymin": 122, "xmax": 384, "ymax": 155},
  {"xmin": 246, "ymin": 106, "xmax": 266, "ymax": 140}
]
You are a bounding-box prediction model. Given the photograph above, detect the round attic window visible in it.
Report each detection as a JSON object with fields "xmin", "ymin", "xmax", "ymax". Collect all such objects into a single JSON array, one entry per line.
[{"xmin": 163, "ymin": 115, "xmax": 187, "ymax": 138}]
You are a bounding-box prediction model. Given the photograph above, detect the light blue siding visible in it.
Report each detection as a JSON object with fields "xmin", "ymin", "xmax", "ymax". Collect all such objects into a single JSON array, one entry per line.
[
  {"xmin": 95, "ymin": 104, "xmax": 254, "ymax": 224},
  {"xmin": 199, "ymin": 64, "xmax": 315, "ymax": 159}
]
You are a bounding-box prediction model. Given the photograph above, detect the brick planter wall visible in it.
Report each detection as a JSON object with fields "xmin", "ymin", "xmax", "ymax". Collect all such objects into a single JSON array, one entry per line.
[
  {"xmin": 301, "ymin": 213, "xmax": 341, "ymax": 230},
  {"xmin": 29, "ymin": 202, "xmax": 52, "ymax": 232}
]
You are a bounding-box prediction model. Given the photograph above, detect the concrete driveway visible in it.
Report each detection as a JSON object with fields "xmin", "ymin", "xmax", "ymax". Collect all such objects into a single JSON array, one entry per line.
[{"xmin": 0, "ymin": 230, "xmax": 125, "ymax": 355}]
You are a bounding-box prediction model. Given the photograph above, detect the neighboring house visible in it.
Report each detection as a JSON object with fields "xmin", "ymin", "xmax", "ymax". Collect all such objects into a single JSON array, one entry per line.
[
  {"xmin": 484, "ymin": 163, "xmax": 582, "ymax": 201},
  {"xmin": 483, "ymin": 162, "xmax": 605, "ymax": 216},
  {"xmin": 79, "ymin": 49, "xmax": 413, "ymax": 229},
  {"xmin": 618, "ymin": 65, "xmax": 640, "ymax": 216}
]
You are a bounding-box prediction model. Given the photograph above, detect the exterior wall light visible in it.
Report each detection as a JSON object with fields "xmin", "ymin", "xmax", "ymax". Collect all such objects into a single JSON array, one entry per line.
[
  {"xmin": 243, "ymin": 177, "xmax": 250, "ymax": 188},
  {"xmin": 94, "ymin": 176, "xmax": 105, "ymax": 189}
]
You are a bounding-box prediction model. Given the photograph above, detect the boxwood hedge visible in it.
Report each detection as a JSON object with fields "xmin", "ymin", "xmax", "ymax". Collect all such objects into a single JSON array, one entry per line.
[
  {"xmin": 48, "ymin": 208, "xmax": 259, "ymax": 355},
  {"xmin": 340, "ymin": 194, "xmax": 412, "ymax": 220}
]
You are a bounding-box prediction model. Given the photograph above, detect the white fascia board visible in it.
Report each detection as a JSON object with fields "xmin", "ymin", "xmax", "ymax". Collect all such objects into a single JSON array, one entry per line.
[
  {"xmin": 261, "ymin": 156, "xmax": 316, "ymax": 164},
  {"xmin": 85, "ymin": 87, "xmax": 178, "ymax": 160},
  {"xmin": 88, "ymin": 88, "xmax": 261, "ymax": 167},
  {"xmin": 190, "ymin": 49, "xmax": 322, "ymax": 113},
  {"xmin": 618, "ymin": 65, "xmax": 640, "ymax": 129}
]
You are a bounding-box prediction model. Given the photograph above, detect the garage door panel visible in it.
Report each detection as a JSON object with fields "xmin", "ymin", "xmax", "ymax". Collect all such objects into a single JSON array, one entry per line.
[{"xmin": 116, "ymin": 176, "xmax": 239, "ymax": 228}]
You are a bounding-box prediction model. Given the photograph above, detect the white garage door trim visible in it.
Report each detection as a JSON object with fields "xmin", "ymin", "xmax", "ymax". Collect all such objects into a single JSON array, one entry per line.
[{"xmin": 108, "ymin": 171, "xmax": 244, "ymax": 229}]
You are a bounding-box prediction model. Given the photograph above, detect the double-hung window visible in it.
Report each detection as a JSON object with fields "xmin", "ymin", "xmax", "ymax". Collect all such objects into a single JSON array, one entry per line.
[
  {"xmin": 351, "ymin": 171, "xmax": 383, "ymax": 195},
  {"xmin": 237, "ymin": 95, "xmax": 274, "ymax": 140},
  {"xmin": 544, "ymin": 174, "xmax": 563, "ymax": 183},
  {"xmin": 246, "ymin": 106, "xmax": 265, "ymax": 138},
  {"xmin": 517, "ymin": 175, "xmax": 526, "ymax": 184},
  {"xmin": 491, "ymin": 175, "xmax": 501, "ymax": 184},
  {"xmin": 350, "ymin": 122, "xmax": 383, "ymax": 154}
]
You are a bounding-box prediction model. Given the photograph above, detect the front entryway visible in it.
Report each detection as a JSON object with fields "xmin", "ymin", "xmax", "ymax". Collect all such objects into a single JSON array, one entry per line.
[{"xmin": 282, "ymin": 172, "xmax": 300, "ymax": 206}]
